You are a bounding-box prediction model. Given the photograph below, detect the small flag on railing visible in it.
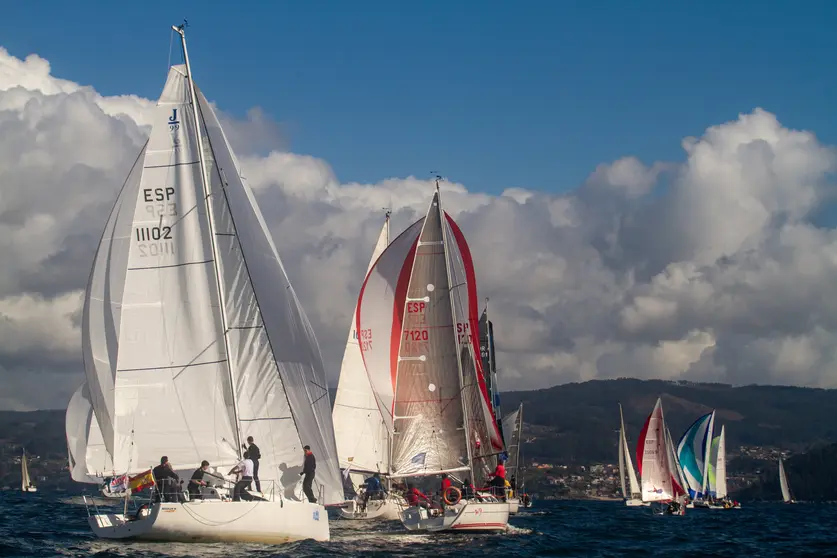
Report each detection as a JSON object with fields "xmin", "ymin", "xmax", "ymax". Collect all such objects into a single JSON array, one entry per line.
[
  {"xmin": 109, "ymin": 474, "xmax": 129, "ymax": 494},
  {"xmin": 129, "ymin": 469, "xmax": 155, "ymax": 493}
]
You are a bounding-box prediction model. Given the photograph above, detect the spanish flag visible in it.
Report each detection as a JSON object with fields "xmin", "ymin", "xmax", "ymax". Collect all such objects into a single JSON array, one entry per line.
[{"xmin": 129, "ymin": 469, "xmax": 156, "ymax": 493}]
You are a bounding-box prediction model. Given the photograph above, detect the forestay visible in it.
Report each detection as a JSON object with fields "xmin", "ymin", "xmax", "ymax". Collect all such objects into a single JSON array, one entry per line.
[{"xmin": 332, "ymin": 216, "xmax": 391, "ymax": 475}]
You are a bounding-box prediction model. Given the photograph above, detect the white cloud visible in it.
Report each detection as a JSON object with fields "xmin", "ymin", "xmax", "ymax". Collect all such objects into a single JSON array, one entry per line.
[{"xmin": 1, "ymin": 47, "xmax": 837, "ymax": 409}]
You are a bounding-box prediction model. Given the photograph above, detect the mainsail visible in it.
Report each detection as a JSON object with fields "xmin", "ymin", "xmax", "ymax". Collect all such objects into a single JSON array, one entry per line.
[
  {"xmin": 332, "ymin": 214, "xmax": 392, "ymax": 475},
  {"xmin": 21, "ymin": 449, "xmax": 32, "ymax": 491},
  {"xmin": 357, "ymin": 189, "xmax": 501, "ymax": 482},
  {"xmin": 714, "ymin": 425, "xmax": 727, "ymax": 499},
  {"xmin": 501, "ymin": 403, "xmax": 523, "ymax": 482},
  {"xmin": 479, "ymin": 309, "xmax": 504, "ymax": 442},
  {"xmin": 77, "ymin": 63, "xmax": 342, "ymax": 503},
  {"xmin": 676, "ymin": 410, "xmax": 715, "ymax": 499}
]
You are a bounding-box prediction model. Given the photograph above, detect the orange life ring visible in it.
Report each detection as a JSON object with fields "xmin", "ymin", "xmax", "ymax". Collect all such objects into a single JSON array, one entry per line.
[{"xmin": 443, "ymin": 486, "xmax": 462, "ymax": 506}]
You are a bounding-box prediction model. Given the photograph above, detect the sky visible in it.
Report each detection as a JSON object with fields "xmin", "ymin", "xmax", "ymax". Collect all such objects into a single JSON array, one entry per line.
[
  {"xmin": 2, "ymin": 1, "xmax": 836, "ymax": 193},
  {"xmin": 2, "ymin": 2, "xmax": 837, "ymax": 410}
]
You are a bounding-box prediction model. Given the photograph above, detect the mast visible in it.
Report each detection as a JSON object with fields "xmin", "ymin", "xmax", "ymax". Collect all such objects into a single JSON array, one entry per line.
[
  {"xmin": 618, "ymin": 404, "xmax": 627, "ymax": 498},
  {"xmin": 437, "ymin": 176, "xmax": 475, "ymax": 478},
  {"xmin": 172, "ymin": 22, "xmax": 243, "ymax": 455}
]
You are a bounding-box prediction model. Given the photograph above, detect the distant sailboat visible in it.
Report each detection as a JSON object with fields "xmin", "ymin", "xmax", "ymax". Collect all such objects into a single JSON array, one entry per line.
[
  {"xmin": 333, "ymin": 211, "xmax": 407, "ymax": 521},
  {"xmin": 618, "ymin": 403, "xmax": 645, "ymax": 506},
  {"xmin": 676, "ymin": 410, "xmax": 715, "ymax": 506},
  {"xmin": 637, "ymin": 398, "xmax": 686, "ymax": 515},
  {"xmin": 502, "ymin": 403, "xmax": 524, "ymax": 514},
  {"xmin": 73, "ymin": 24, "xmax": 343, "ymax": 544},
  {"xmin": 21, "ymin": 449, "xmax": 37, "ymax": 493},
  {"xmin": 779, "ymin": 458, "xmax": 795, "ymax": 504}
]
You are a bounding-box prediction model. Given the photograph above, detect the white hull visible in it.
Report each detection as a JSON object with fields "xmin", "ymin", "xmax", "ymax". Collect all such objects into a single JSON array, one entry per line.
[
  {"xmin": 22, "ymin": 487, "xmax": 38, "ymax": 493},
  {"xmin": 625, "ymin": 498, "xmax": 648, "ymax": 507},
  {"xmin": 508, "ymin": 498, "xmax": 520, "ymax": 514},
  {"xmin": 338, "ymin": 494, "xmax": 405, "ymax": 520},
  {"xmin": 401, "ymin": 500, "xmax": 508, "ymax": 532},
  {"xmin": 88, "ymin": 499, "xmax": 329, "ymax": 543}
]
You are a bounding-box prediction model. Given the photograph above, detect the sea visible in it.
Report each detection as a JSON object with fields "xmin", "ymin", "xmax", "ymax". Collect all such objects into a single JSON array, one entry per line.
[{"xmin": 1, "ymin": 492, "xmax": 835, "ymax": 557}]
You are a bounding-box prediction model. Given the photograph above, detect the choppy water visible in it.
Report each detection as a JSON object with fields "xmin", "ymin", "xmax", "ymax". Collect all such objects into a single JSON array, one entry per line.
[{"xmin": 1, "ymin": 492, "xmax": 835, "ymax": 557}]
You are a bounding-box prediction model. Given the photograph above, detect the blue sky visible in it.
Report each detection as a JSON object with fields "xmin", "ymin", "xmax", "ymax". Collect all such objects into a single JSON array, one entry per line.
[{"xmin": 2, "ymin": 1, "xmax": 836, "ymax": 194}]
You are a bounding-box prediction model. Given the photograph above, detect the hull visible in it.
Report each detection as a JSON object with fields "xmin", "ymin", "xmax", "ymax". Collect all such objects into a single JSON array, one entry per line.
[
  {"xmin": 507, "ymin": 498, "xmax": 520, "ymax": 514},
  {"xmin": 401, "ymin": 500, "xmax": 508, "ymax": 532},
  {"xmin": 88, "ymin": 499, "xmax": 329, "ymax": 543},
  {"xmin": 625, "ymin": 498, "xmax": 649, "ymax": 507},
  {"xmin": 22, "ymin": 487, "xmax": 38, "ymax": 493},
  {"xmin": 338, "ymin": 495, "xmax": 405, "ymax": 521}
]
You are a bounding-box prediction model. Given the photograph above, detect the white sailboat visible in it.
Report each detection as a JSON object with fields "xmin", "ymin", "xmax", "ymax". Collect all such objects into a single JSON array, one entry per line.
[
  {"xmin": 332, "ymin": 212, "xmax": 407, "ymax": 521},
  {"xmin": 357, "ymin": 180, "xmax": 509, "ymax": 532},
  {"xmin": 617, "ymin": 403, "xmax": 646, "ymax": 506},
  {"xmin": 21, "ymin": 449, "xmax": 37, "ymax": 493},
  {"xmin": 502, "ymin": 403, "xmax": 523, "ymax": 514},
  {"xmin": 66, "ymin": 382, "xmax": 121, "ymax": 498},
  {"xmin": 637, "ymin": 398, "xmax": 686, "ymax": 515},
  {"xmin": 74, "ymin": 24, "xmax": 343, "ymax": 544},
  {"xmin": 779, "ymin": 457, "xmax": 795, "ymax": 504},
  {"xmin": 706, "ymin": 425, "xmax": 740, "ymax": 509}
]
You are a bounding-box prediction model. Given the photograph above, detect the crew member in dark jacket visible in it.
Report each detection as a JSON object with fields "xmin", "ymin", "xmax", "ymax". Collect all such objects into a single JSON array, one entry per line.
[
  {"xmin": 299, "ymin": 445, "xmax": 317, "ymax": 503},
  {"xmin": 152, "ymin": 456, "xmax": 182, "ymax": 502},
  {"xmin": 243, "ymin": 436, "xmax": 261, "ymax": 492}
]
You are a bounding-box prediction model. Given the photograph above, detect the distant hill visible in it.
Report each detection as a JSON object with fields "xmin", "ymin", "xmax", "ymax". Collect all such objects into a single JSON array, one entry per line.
[
  {"xmin": 2, "ymin": 379, "xmax": 836, "ymax": 490},
  {"xmin": 734, "ymin": 442, "xmax": 837, "ymax": 501}
]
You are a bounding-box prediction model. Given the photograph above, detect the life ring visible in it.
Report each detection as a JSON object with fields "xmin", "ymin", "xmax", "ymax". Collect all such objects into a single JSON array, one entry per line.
[{"xmin": 443, "ymin": 486, "xmax": 462, "ymax": 506}]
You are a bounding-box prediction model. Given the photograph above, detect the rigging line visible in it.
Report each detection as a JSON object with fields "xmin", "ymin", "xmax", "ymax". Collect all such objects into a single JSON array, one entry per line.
[{"xmin": 167, "ymin": 28, "xmax": 174, "ymax": 70}]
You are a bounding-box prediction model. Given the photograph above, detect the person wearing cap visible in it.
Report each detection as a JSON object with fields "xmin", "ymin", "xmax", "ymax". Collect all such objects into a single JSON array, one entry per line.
[{"xmin": 299, "ymin": 445, "xmax": 317, "ymax": 503}]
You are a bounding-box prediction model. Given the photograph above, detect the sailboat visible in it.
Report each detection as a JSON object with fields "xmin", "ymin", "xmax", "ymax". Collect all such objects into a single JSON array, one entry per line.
[
  {"xmin": 779, "ymin": 457, "xmax": 796, "ymax": 504},
  {"xmin": 637, "ymin": 398, "xmax": 686, "ymax": 515},
  {"xmin": 332, "ymin": 212, "xmax": 407, "ymax": 521},
  {"xmin": 676, "ymin": 410, "xmax": 715, "ymax": 507},
  {"xmin": 21, "ymin": 449, "xmax": 37, "ymax": 493},
  {"xmin": 73, "ymin": 24, "xmax": 343, "ymax": 544},
  {"xmin": 357, "ymin": 181, "xmax": 509, "ymax": 532},
  {"xmin": 617, "ymin": 403, "xmax": 645, "ymax": 506},
  {"xmin": 705, "ymin": 425, "xmax": 740, "ymax": 509},
  {"xmin": 502, "ymin": 403, "xmax": 523, "ymax": 514}
]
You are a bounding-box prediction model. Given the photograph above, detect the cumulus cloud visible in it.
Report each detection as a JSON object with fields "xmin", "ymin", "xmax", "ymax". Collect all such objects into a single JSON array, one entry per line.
[{"xmin": 1, "ymin": 47, "xmax": 837, "ymax": 410}]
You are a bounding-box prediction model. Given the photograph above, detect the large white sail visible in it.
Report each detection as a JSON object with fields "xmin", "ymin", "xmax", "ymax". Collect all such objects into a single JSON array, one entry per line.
[
  {"xmin": 332, "ymin": 216, "xmax": 391, "ymax": 475},
  {"xmin": 715, "ymin": 425, "xmax": 727, "ymax": 499},
  {"xmin": 78, "ymin": 64, "xmax": 342, "ymax": 504},
  {"xmin": 779, "ymin": 458, "xmax": 792, "ymax": 503}
]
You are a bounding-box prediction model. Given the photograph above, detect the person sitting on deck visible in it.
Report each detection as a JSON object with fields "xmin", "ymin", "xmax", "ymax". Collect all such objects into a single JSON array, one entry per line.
[
  {"xmin": 405, "ymin": 484, "xmax": 431, "ymax": 509},
  {"xmin": 360, "ymin": 472, "xmax": 387, "ymax": 511}
]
